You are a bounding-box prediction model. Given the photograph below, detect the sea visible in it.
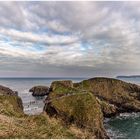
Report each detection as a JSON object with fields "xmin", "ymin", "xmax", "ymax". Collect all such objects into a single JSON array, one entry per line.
[{"xmin": 0, "ymin": 77, "xmax": 140, "ymax": 139}]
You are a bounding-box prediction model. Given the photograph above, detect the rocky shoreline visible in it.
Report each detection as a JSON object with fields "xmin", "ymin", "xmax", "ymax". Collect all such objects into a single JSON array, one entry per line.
[{"xmin": 0, "ymin": 77, "xmax": 140, "ymax": 138}]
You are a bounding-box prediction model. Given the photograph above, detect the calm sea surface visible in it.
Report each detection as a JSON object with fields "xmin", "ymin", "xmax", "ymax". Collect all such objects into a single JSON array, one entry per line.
[{"xmin": 0, "ymin": 77, "xmax": 140, "ymax": 138}]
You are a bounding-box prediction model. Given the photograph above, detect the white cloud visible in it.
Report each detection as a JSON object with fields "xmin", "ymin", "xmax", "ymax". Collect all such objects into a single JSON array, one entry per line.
[{"xmin": 0, "ymin": 1, "xmax": 140, "ymax": 77}]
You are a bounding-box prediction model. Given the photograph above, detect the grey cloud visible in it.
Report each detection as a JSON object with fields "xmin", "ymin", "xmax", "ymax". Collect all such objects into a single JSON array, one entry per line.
[{"xmin": 0, "ymin": 1, "xmax": 140, "ymax": 77}]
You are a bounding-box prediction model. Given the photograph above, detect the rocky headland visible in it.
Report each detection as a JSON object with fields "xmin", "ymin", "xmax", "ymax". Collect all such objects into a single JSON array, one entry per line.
[{"xmin": 1, "ymin": 77, "xmax": 140, "ymax": 138}]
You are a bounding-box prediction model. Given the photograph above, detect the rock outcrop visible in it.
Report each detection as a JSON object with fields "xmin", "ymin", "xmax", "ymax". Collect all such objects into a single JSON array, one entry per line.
[
  {"xmin": 44, "ymin": 77, "xmax": 140, "ymax": 138},
  {"xmin": 44, "ymin": 80, "xmax": 109, "ymax": 139},
  {"xmin": 50, "ymin": 80, "xmax": 73, "ymax": 91},
  {"xmin": 29, "ymin": 86, "xmax": 49, "ymax": 96},
  {"xmin": 74, "ymin": 77, "xmax": 140, "ymax": 114},
  {"xmin": 0, "ymin": 85, "xmax": 18, "ymax": 96},
  {"xmin": 0, "ymin": 85, "xmax": 23, "ymax": 116}
]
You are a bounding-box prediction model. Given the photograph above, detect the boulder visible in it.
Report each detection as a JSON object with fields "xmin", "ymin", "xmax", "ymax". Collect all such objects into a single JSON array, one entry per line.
[{"xmin": 29, "ymin": 86, "xmax": 49, "ymax": 96}]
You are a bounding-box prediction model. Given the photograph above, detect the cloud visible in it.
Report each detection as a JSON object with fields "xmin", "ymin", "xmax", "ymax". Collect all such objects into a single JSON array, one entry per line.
[
  {"xmin": 0, "ymin": 1, "xmax": 140, "ymax": 77},
  {"xmin": 0, "ymin": 28, "xmax": 79, "ymax": 45}
]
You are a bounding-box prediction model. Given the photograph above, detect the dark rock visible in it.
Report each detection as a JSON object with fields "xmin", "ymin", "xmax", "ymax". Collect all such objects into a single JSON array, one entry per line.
[
  {"xmin": 0, "ymin": 85, "xmax": 18, "ymax": 96},
  {"xmin": 29, "ymin": 86, "xmax": 50, "ymax": 96}
]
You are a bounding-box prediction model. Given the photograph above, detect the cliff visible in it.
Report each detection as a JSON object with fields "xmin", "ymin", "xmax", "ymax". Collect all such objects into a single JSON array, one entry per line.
[
  {"xmin": 44, "ymin": 77, "xmax": 140, "ymax": 138},
  {"xmin": 0, "ymin": 85, "xmax": 98, "ymax": 138},
  {"xmin": 44, "ymin": 80, "xmax": 109, "ymax": 138},
  {"xmin": 74, "ymin": 77, "xmax": 140, "ymax": 113}
]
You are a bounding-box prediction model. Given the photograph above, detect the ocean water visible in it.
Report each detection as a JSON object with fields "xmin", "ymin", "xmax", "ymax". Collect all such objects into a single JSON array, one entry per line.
[
  {"xmin": 105, "ymin": 77, "xmax": 140, "ymax": 139},
  {"xmin": 0, "ymin": 77, "xmax": 85, "ymax": 115}
]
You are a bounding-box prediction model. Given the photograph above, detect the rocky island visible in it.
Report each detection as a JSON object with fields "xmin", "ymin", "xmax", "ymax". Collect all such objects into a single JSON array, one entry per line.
[
  {"xmin": 29, "ymin": 85, "xmax": 50, "ymax": 96},
  {"xmin": 0, "ymin": 77, "xmax": 140, "ymax": 138}
]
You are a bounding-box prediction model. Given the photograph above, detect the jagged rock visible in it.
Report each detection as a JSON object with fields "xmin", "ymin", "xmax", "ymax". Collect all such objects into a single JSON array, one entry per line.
[
  {"xmin": 96, "ymin": 97, "xmax": 118, "ymax": 117},
  {"xmin": 29, "ymin": 86, "xmax": 49, "ymax": 96}
]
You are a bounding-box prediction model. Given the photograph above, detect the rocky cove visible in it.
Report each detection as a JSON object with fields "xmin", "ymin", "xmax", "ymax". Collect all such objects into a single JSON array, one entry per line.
[{"xmin": 0, "ymin": 77, "xmax": 140, "ymax": 138}]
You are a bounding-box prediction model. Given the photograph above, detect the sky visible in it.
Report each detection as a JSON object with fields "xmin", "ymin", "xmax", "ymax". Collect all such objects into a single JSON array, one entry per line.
[{"xmin": 0, "ymin": 1, "xmax": 140, "ymax": 78}]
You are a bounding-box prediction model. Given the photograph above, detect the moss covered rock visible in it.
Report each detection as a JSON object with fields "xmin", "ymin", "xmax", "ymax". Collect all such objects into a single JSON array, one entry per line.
[
  {"xmin": 44, "ymin": 81, "xmax": 109, "ymax": 138},
  {"xmin": 74, "ymin": 77, "xmax": 140, "ymax": 113},
  {"xmin": 0, "ymin": 84, "xmax": 104, "ymax": 139},
  {"xmin": 50, "ymin": 80, "xmax": 73, "ymax": 91}
]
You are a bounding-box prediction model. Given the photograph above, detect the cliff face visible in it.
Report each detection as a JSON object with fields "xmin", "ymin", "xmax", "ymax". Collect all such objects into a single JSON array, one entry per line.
[
  {"xmin": 44, "ymin": 80, "xmax": 109, "ymax": 138},
  {"xmin": 44, "ymin": 93, "xmax": 108, "ymax": 138},
  {"xmin": 0, "ymin": 85, "xmax": 23, "ymax": 116},
  {"xmin": 44, "ymin": 77, "xmax": 140, "ymax": 138}
]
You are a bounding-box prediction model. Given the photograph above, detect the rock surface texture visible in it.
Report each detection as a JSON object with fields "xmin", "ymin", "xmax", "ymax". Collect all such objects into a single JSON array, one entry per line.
[{"xmin": 29, "ymin": 86, "xmax": 50, "ymax": 96}]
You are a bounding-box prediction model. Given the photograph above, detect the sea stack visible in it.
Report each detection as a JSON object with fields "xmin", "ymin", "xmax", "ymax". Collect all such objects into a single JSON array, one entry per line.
[{"xmin": 29, "ymin": 86, "xmax": 50, "ymax": 96}]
